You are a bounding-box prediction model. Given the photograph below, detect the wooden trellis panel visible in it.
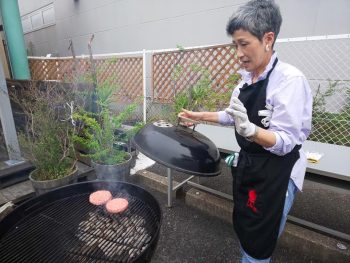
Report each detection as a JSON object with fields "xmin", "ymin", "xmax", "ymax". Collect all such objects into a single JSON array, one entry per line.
[
  {"xmin": 61, "ymin": 58, "xmax": 91, "ymax": 82},
  {"xmin": 152, "ymin": 44, "xmax": 240, "ymax": 103},
  {"xmin": 94, "ymin": 57, "xmax": 143, "ymax": 103},
  {"xmin": 29, "ymin": 58, "xmax": 91, "ymax": 81},
  {"xmin": 29, "ymin": 56, "xmax": 143, "ymax": 103}
]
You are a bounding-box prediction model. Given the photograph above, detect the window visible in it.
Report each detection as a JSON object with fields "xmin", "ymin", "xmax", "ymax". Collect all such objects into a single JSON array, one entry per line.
[
  {"xmin": 21, "ymin": 3, "xmax": 55, "ymax": 33},
  {"xmin": 31, "ymin": 12, "xmax": 43, "ymax": 29},
  {"xmin": 42, "ymin": 6, "xmax": 55, "ymax": 25},
  {"xmin": 21, "ymin": 16, "xmax": 31, "ymax": 32}
]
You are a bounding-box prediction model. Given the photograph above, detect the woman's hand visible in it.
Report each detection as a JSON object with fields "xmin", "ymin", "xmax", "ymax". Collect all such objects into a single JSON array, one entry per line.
[
  {"xmin": 178, "ymin": 109, "xmax": 219, "ymax": 124},
  {"xmin": 178, "ymin": 109, "xmax": 202, "ymax": 121},
  {"xmin": 225, "ymin": 97, "xmax": 257, "ymax": 139},
  {"xmin": 178, "ymin": 109, "xmax": 202, "ymax": 126},
  {"xmin": 225, "ymin": 97, "xmax": 276, "ymax": 146}
]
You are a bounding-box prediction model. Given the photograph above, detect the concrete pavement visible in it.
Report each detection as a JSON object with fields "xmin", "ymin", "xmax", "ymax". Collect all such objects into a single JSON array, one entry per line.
[{"xmin": 130, "ymin": 166, "xmax": 350, "ymax": 262}]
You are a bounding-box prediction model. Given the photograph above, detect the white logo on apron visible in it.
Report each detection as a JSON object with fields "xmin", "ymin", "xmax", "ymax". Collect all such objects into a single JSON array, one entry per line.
[{"xmin": 258, "ymin": 104, "xmax": 273, "ymax": 127}]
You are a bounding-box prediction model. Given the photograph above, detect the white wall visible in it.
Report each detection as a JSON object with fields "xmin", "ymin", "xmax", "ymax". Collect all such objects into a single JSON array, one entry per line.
[
  {"xmin": 18, "ymin": 0, "xmax": 350, "ymax": 56},
  {"xmin": 19, "ymin": 0, "xmax": 52, "ymax": 15}
]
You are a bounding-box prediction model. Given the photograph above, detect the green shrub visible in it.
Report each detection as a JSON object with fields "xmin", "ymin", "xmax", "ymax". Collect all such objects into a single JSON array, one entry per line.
[
  {"xmin": 73, "ymin": 77, "xmax": 141, "ymax": 165},
  {"xmin": 12, "ymin": 82, "xmax": 77, "ymax": 181}
]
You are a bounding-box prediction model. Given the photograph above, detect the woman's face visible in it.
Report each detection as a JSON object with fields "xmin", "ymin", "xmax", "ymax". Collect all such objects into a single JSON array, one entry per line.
[{"xmin": 232, "ymin": 29, "xmax": 273, "ymax": 75}]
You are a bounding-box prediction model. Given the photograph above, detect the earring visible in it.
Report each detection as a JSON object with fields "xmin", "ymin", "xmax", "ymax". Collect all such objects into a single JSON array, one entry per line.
[{"xmin": 265, "ymin": 45, "xmax": 270, "ymax": 52}]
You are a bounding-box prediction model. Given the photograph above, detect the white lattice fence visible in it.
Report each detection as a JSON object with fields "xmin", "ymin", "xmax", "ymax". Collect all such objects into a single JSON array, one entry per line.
[
  {"xmin": 29, "ymin": 54, "xmax": 144, "ymax": 123},
  {"xmin": 146, "ymin": 35, "xmax": 350, "ymax": 146},
  {"xmin": 28, "ymin": 35, "xmax": 350, "ymax": 146},
  {"xmin": 147, "ymin": 45, "xmax": 241, "ymax": 122},
  {"xmin": 152, "ymin": 45, "xmax": 240, "ymax": 102}
]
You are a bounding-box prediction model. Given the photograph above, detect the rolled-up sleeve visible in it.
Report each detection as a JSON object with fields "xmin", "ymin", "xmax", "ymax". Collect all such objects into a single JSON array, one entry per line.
[
  {"xmin": 218, "ymin": 110, "xmax": 234, "ymax": 125},
  {"xmin": 264, "ymin": 75, "xmax": 312, "ymax": 156}
]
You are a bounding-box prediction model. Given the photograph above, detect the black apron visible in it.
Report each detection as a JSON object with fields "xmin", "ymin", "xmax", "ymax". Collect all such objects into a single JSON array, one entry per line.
[{"xmin": 232, "ymin": 58, "xmax": 301, "ymax": 259}]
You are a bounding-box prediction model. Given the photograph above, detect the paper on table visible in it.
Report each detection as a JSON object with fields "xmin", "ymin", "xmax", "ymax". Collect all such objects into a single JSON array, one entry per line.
[
  {"xmin": 306, "ymin": 151, "xmax": 324, "ymax": 163},
  {"xmin": 130, "ymin": 152, "xmax": 155, "ymax": 175}
]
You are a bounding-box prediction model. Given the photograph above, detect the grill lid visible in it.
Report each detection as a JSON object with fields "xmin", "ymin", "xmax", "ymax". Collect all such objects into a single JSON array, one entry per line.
[{"xmin": 132, "ymin": 120, "xmax": 221, "ymax": 176}]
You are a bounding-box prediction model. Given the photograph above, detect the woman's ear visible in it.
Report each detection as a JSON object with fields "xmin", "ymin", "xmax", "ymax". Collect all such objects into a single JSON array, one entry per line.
[{"xmin": 264, "ymin": 32, "xmax": 275, "ymax": 48}]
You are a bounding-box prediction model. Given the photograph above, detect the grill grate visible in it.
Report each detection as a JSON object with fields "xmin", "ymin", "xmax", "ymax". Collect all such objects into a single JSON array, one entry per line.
[{"xmin": 0, "ymin": 191, "xmax": 160, "ymax": 263}]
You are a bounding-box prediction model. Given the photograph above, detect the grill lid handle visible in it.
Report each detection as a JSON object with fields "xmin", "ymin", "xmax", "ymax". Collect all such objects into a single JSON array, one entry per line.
[{"xmin": 177, "ymin": 116, "xmax": 200, "ymax": 131}]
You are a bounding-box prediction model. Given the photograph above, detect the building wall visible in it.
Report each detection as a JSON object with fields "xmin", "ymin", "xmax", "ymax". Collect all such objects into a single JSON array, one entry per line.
[
  {"xmin": 18, "ymin": 0, "xmax": 350, "ymax": 56},
  {"xmin": 18, "ymin": 0, "xmax": 57, "ymax": 56},
  {"xmin": 18, "ymin": 0, "xmax": 52, "ymax": 14}
]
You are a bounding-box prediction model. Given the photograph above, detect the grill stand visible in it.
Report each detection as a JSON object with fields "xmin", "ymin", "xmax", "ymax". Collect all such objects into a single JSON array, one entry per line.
[{"xmin": 166, "ymin": 167, "xmax": 232, "ymax": 207}]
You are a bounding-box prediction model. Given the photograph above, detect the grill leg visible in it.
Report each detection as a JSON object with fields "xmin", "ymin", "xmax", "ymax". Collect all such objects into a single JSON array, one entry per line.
[{"xmin": 167, "ymin": 168, "xmax": 173, "ymax": 207}]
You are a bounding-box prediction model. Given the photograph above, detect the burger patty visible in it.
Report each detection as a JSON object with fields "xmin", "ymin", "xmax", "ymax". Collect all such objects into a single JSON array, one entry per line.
[
  {"xmin": 89, "ymin": 190, "xmax": 112, "ymax": 206},
  {"xmin": 105, "ymin": 198, "xmax": 129, "ymax": 214}
]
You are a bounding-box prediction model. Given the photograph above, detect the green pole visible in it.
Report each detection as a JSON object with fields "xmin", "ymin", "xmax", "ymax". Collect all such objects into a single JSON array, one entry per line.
[{"xmin": 0, "ymin": 0, "xmax": 30, "ymax": 80}]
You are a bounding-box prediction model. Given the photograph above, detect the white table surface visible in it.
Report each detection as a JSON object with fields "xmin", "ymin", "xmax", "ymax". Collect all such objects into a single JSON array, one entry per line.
[{"xmin": 196, "ymin": 124, "xmax": 350, "ymax": 182}]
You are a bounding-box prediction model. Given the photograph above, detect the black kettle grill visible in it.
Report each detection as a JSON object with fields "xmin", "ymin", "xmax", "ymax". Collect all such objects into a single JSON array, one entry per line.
[{"xmin": 0, "ymin": 181, "xmax": 162, "ymax": 263}]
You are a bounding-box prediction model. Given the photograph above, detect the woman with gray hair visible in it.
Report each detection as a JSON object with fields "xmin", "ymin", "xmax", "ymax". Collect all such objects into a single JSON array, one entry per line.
[{"xmin": 179, "ymin": 0, "xmax": 312, "ymax": 262}]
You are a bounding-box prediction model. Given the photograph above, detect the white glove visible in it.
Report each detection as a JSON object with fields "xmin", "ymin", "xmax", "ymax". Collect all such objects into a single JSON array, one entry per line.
[{"xmin": 225, "ymin": 97, "xmax": 257, "ymax": 138}]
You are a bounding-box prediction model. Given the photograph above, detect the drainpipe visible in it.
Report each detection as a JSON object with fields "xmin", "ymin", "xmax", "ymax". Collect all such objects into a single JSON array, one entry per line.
[{"xmin": 0, "ymin": 0, "xmax": 30, "ymax": 80}]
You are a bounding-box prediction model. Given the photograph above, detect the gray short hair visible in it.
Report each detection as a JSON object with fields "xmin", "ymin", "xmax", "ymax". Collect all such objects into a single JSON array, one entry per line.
[{"xmin": 226, "ymin": 0, "xmax": 282, "ymax": 43}]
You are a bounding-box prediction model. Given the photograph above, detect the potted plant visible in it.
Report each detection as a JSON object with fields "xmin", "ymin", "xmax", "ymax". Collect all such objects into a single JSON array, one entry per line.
[
  {"xmin": 11, "ymin": 81, "xmax": 78, "ymax": 195},
  {"xmin": 73, "ymin": 77, "xmax": 142, "ymax": 181}
]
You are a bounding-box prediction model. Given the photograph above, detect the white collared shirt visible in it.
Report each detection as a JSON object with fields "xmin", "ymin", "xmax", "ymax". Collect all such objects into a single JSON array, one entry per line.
[{"xmin": 218, "ymin": 52, "xmax": 313, "ymax": 190}]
